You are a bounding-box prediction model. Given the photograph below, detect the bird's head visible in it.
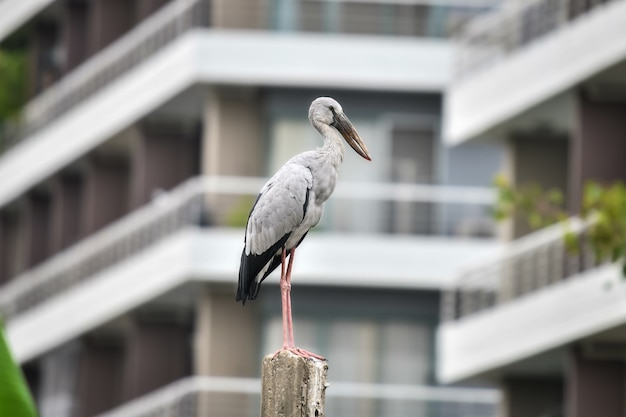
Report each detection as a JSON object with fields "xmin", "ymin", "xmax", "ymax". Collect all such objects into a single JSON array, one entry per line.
[{"xmin": 309, "ymin": 97, "xmax": 372, "ymax": 161}]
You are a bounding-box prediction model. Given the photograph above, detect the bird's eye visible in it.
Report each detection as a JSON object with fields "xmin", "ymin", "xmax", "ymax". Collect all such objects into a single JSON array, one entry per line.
[{"xmin": 329, "ymin": 105, "xmax": 335, "ymax": 113}]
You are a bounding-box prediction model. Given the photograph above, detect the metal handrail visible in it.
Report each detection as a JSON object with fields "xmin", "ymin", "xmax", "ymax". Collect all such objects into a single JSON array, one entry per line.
[
  {"xmin": 94, "ymin": 375, "xmax": 500, "ymax": 417},
  {"xmin": 441, "ymin": 216, "xmax": 606, "ymax": 321},
  {"xmin": 0, "ymin": 175, "xmax": 495, "ymax": 321},
  {"xmin": 454, "ymin": 0, "xmax": 619, "ymax": 80}
]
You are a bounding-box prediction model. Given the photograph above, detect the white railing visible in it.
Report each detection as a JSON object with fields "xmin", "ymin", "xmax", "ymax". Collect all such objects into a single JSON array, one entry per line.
[
  {"xmin": 454, "ymin": 0, "xmax": 620, "ymax": 80},
  {"xmin": 0, "ymin": 175, "xmax": 494, "ymax": 320},
  {"xmin": 94, "ymin": 375, "xmax": 500, "ymax": 417},
  {"xmin": 441, "ymin": 217, "xmax": 606, "ymax": 321}
]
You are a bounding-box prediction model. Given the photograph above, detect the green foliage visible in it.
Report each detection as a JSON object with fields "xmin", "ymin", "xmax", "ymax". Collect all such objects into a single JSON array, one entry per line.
[
  {"xmin": 582, "ymin": 182, "xmax": 626, "ymax": 262},
  {"xmin": 226, "ymin": 196, "xmax": 257, "ymax": 227},
  {"xmin": 493, "ymin": 173, "xmax": 565, "ymax": 229},
  {"xmin": 494, "ymin": 175, "xmax": 626, "ymax": 269},
  {"xmin": 0, "ymin": 49, "xmax": 27, "ymax": 121},
  {"xmin": 0, "ymin": 321, "xmax": 38, "ymax": 417}
]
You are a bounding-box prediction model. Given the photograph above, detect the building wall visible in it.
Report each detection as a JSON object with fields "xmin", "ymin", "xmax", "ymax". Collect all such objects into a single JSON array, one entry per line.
[
  {"xmin": 201, "ymin": 87, "xmax": 263, "ymax": 225},
  {"xmin": 567, "ymin": 347, "xmax": 626, "ymax": 417},
  {"xmin": 211, "ymin": 0, "xmax": 269, "ymax": 29},
  {"xmin": 570, "ymin": 94, "xmax": 626, "ymax": 211},
  {"xmin": 501, "ymin": 377, "xmax": 563, "ymax": 417},
  {"xmin": 194, "ymin": 287, "xmax": 260, "ymax": 377}
]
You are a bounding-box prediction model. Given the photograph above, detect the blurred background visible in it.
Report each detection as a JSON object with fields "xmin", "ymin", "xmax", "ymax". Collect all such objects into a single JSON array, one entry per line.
[{"xmin": 1, "ymin": 0, "xmax": 625, "ymax": 416}]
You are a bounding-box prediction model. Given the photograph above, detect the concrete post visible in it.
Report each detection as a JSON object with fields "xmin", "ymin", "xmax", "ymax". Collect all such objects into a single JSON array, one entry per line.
[{"xmin": 261, "ymin": 351, "xmax": 328, "ymax": 417}]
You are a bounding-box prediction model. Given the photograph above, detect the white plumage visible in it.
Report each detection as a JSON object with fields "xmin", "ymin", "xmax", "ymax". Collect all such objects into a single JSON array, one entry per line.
[{"xmin": 236, "ymin": 96, "xmax": 371, "ymax": 357}]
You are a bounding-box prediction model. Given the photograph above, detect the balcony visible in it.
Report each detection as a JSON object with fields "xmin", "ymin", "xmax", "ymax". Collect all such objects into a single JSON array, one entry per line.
[
  {"xmin": 1, "ymin": 0, "xmax": 210, "ymax": 151},
  {"xmin": 455, "ymin": 0, "xmax": 622, "ymax": 80},
  {"xmin": 1, "ymin": 175, "xmax": 499, "ymax": 362},
  {"xmin": 438, "ymin": 217, "xmax": 625, "ymax": 383},
  {"xmin": 445, "ymin": 0, "xmax": 626, "ymax": 144},
  {"xmin": 0, "ymin": 0, "xmax": 454, "ymax": 208},
  {"xmin": 0, "ymin": 0, "xmax": 467, "ymax": 153},
  {"xmin": 91, "ymin": 375, "xmax": 500, "ymax": 417},
  {"xmin": 442, "ymin": 217, "xmax": 599, "ymax": 321},
  {"xmin": 0, "ymin": 0, "xmax": 56, "ymax": 42}
]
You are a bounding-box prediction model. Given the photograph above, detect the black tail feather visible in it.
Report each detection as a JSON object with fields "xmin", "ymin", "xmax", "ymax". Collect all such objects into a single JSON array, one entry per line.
[{"xmin": 236, "ymin": 233, "xmax": 290, "ymax": 305}]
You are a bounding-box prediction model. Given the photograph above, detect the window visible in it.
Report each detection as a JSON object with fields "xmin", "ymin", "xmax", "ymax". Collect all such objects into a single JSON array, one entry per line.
[
  {"xmin": 388, "ymin": 122, "xmax": 437, "ymax": 234},
  {"xmin": 263, "ymin": 317, "xmax": 431, "ymax": 384},
  {"xmin": 270, "ymin": 0, "xmax": 488, "ymax": 37}
]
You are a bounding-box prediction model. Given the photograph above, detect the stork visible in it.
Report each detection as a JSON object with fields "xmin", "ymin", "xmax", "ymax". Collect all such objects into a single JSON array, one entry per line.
[{"xmin": 236, "ymin": 97, "xmax": 371, "ymax": 358}]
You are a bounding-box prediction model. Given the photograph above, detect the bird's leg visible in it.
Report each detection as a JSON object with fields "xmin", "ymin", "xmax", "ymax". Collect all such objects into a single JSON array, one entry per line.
[
  {"xmin": 284, "ymin": 248, "xmax": 296, "ymax": 348},
  {"xmin": 274, "ymin": 248, "xmax": 325, "ymax": 361},
  {"xmin": 280, "ymin": 247, "xmax": 291, "ymax": 350}
]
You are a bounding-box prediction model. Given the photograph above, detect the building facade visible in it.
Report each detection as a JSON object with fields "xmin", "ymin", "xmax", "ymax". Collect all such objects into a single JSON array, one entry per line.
[
  {"xmin": 440, "ymin": 1, "xmax": 626, "ymax": 416},
  {"xmin": 0, "ymin": 0, "xmax": 502, "ymax": 416}
]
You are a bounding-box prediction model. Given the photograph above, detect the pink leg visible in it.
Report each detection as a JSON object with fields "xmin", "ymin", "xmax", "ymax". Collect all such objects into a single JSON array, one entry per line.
[
  {"xmin": 275, "ymin": 248, "xmax": 325, "ymax": 361},
  {"xmin": 280, "ymin": 248, "xmax": 291, "ymax": 349}
]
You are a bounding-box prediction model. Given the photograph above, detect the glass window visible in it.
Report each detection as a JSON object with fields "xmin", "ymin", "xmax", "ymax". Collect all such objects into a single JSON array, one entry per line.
[
  {"xmin": 389, "ymin": 123, "xmax": 437, "ymax": 234},
  {"xmin": 269, "ymin": 0, "xmax": 493, "ymax": 37},
  {"xmin": 263, "ymin": 316, "xmax": 432, "ymax": 384}
]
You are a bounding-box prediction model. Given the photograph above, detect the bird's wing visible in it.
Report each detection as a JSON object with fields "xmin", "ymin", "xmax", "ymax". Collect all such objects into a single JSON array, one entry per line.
[
  {"xmin": 245, "ymin": 163, "xmax": 313, "ymax": 256},
  {"xmin": 237, "ymin": 164, "xmax": 313, "ymax": 304}
]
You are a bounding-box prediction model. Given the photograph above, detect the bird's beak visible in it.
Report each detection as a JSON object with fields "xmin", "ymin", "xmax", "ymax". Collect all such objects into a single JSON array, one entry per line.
[{"xmin": 332, "ymin": 113, "xmax": 372, "ymax": 161}]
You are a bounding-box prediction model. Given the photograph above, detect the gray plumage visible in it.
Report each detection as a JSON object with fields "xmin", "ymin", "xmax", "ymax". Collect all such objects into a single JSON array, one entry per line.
[{"xmin": 237, "ymin": 97, "xmax": 371, "ymax": 304}]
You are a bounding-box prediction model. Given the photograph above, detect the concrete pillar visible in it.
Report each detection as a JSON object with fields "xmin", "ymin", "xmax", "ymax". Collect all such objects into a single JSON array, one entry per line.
[
  {"xmin": 567, "ymin": 347, "xmax": 625, "ymax": 417},
  {"xmin": 22, "ymin": 363, "xmax": 41, "ymax": 407},
  {"xmin": 571, "ymin": 95, "xmax": 626, "ymax": 211},
  {"xmin": 262, "ymin": 351, "xmax": 328, "ymax": 417},
  {"xmin": 501, "ymin": 377, "xmax": 564, "ymax": 417},
  {"xmin": 201, "ymin": 88, "xmax": 262, "ymax": 178},
  {"xmin": 130, "ymin": 127, "xmax": 199, "ymax": 209},
  {"xmin": 194, "ymin": 288, "xmax": 259, "ymax": 416},
  {"xmin": 201, "ymin": 88, "xmax": 262, "ymax": 224},
  {"xmin": 61, "ymin": 0, "xmax": 89, "ymax": 73},
  {"xmin": 74, "ymin": 337, "xmax": 124, "ymax": 417},
  {"xmin": 88, "ymin": 0, "xmax": 136, "ymax": 56},
  {"xmin": 122, "ymin": 315, "xmax": 191, "ymax": 401},
  {"xmin": 211, "ymin": 0, "xmax": 269, "ymax": 29},
  {"xmin": 194, "ymin": 288, "xmax": 258, "ymax": 377},
  {"xmin": 136, "ymin": 0, "xmax": 171, "ymax": 21},
  {"xmin": 50, "ymin": 174, "xmax": 83, "ymax": 253},
  {"xmin": 82, "ymin": 155, "xmax": 130, "ymax": 235},
  {"xmin": 504, "ymin": 133, "xmax": 569, "ymax": 239},
  {"xmin": 0, "ymin": 212, "xmax": 8, "ymax": 285},
  {"xmin": 29, "ymin": 22, "xmax": 60, "ymax": 97},
  {"xmin": 24, "ymin": 192, "xmax": 52, "ymax": 268},
  {"xmin": 0, "ymin": 208, "xmax": 25, "ymax": 280}
]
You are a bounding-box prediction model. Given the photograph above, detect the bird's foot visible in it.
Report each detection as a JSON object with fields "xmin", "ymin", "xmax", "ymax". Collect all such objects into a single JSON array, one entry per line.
[{"xmin": 272, "ymin": 346, "xmax": 326, "ymax": 361}]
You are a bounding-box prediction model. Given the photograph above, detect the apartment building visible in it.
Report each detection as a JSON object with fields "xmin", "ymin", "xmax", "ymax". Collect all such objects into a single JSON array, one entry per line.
[
  {"xmin": 0, "ymin": 0, "xmax": 503, "ymax": 416},
  {"xmin": 439, "ymin": 0, "xmax": 626, "ymax": 416}
]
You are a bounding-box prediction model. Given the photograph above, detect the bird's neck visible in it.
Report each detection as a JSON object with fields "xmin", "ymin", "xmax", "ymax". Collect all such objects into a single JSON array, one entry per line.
[{"xmin": 317, "ymin": 124, "xmax": 345, "ymax": 167}]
